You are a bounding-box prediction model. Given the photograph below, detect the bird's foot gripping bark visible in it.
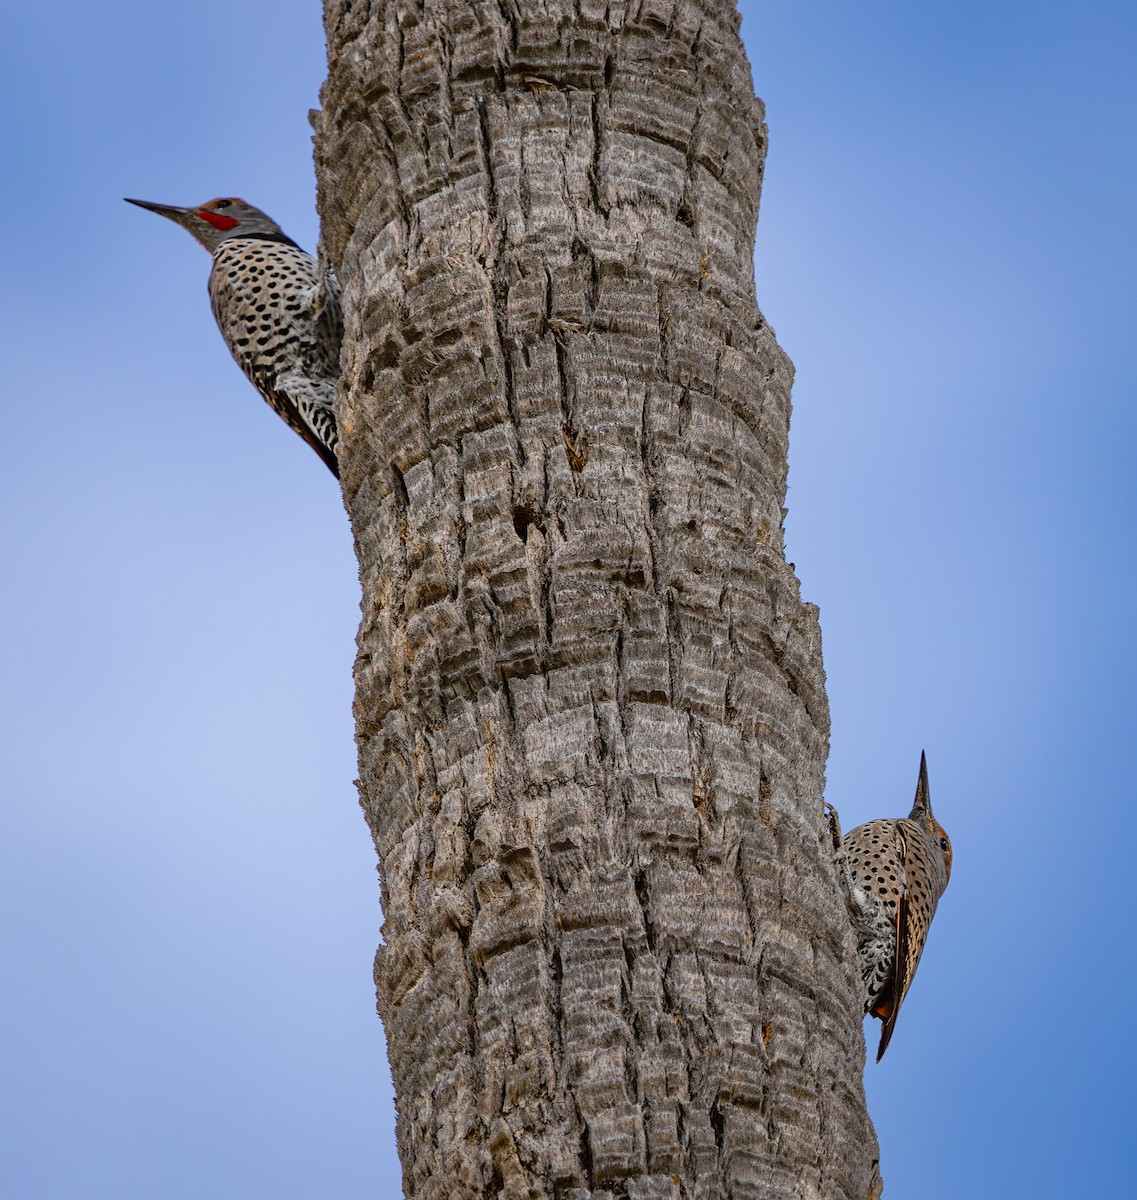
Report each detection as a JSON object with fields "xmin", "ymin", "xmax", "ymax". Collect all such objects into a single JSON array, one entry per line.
[
  {"xmin": 823, "ymin": 801, "xmax": 845, "ymax": 856},
  {"xmin": 824, "ymin": 803, "xmax": 881, "ymax": 941}
]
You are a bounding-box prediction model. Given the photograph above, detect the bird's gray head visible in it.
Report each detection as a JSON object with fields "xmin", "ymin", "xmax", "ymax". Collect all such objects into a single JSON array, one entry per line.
[{"xmin": 124, "ymin": 196, "xmax": 291, "ymax": 253}]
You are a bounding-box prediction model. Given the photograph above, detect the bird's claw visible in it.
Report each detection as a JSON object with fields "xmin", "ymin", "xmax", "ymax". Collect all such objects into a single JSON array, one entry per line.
[{"xmin": 823, "ymin": 802, "xmax": 845, "ymax": 856}]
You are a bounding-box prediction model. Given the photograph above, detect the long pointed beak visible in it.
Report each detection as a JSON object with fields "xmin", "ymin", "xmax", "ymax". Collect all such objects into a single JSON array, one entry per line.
[
  {"xmin": 911, "ymin": 749, "xmax": 932, "ymax": 818},
  {"xmin": 124, "ymin": 197, "xmax": 197, "ymax": 229}
]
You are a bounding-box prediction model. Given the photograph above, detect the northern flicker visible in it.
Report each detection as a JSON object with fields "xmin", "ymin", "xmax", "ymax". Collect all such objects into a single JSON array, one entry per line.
[
  {"xmin": 125, "ymin": 196, "xmax": 341, "ymax": 477},
  {"xmin": 829, "ymin": 752, "xmax": 952, "ymax": 1061}
]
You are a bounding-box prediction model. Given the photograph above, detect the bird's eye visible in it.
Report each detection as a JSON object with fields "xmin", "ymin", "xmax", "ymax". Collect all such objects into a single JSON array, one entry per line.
[
  {"xmin": 940, "ymin": 836, "xmax": 949, "ymax": 851},
  {"xmin": 215, "ymin": 199, "xmax": 232, "ymax": 209}
]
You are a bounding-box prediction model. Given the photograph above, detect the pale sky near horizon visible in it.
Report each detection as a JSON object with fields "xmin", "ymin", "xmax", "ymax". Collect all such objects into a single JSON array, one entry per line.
[{"xmin": 2, "ymin": 2, "xmax": 1134, "ymax": 1196}]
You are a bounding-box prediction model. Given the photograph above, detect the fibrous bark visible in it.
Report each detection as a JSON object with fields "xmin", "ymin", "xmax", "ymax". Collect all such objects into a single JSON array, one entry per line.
[{"xmin": 315, "ymin": 1, "xmax": 879, "ymax": 1196}]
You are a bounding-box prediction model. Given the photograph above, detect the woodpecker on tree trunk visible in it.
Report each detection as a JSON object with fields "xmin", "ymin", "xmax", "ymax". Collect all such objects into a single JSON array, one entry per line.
[
  {"xmin": 828, "ymin": 752, "xmax": 952, "ymax": 1061},
  {"xmin": 125, "ymin": 196, "xmax": 342, "ymax": 478}
]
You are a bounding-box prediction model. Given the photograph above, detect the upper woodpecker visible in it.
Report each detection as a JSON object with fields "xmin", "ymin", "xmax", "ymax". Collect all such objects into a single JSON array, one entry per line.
[
  {"xmin": 125, "ymin": 196, "xmax": 341, "ymax": 477},
  {"xmin": 830, "ymin": 752, "xmax": 952, "ymax": 1061}
]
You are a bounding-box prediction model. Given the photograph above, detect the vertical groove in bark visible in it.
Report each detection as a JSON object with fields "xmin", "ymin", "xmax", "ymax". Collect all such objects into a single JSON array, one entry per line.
[{"xmin": 317, "ymin": 1, "xmax": 879, "ymax": 1196}]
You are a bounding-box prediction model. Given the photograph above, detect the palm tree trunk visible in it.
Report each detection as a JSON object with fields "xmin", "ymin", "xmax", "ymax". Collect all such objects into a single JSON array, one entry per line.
[{"xmin": 315, "ymin": 1, "xmax": 880, "ymax": 1195}]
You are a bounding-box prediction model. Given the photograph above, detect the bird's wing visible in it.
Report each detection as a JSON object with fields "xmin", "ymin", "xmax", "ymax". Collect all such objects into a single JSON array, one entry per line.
[
  {"xmin": 875, "ymin": 823, "xmax": 916, "ymax": 1062},
  {"xmin": 875, "ymin": 879, "xmax": 908, "ymax": 1062}
]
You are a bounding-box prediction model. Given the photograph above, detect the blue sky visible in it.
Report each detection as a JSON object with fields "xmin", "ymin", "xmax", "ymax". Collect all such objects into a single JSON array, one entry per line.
[{"xmin": 2, "ymin": 2, "xmax": 1134, "ymax": 1196}]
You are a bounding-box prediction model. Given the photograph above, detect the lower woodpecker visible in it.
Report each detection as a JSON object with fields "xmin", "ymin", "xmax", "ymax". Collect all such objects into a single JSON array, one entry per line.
[{"xmin": 832, "ymin": 752, "xmax": 952, "ymax": 1060}]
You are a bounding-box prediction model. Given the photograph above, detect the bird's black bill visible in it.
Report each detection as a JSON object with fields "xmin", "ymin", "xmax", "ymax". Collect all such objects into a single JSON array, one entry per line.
[{"xmin": 124, "ymin": 197, "xmax": 188, "ymax": 220}]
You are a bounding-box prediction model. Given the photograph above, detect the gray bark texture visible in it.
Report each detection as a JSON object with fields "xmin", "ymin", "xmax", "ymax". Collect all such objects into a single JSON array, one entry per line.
[{"xmin": 314, "ymin": 1, "xmax": 881, "ymax": 1196}]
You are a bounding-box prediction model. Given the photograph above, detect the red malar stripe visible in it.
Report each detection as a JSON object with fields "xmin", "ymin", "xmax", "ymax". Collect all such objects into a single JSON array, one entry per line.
[{"xmin": 198, "ymin": 211, "xmax": 240, "ymax": 231}]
